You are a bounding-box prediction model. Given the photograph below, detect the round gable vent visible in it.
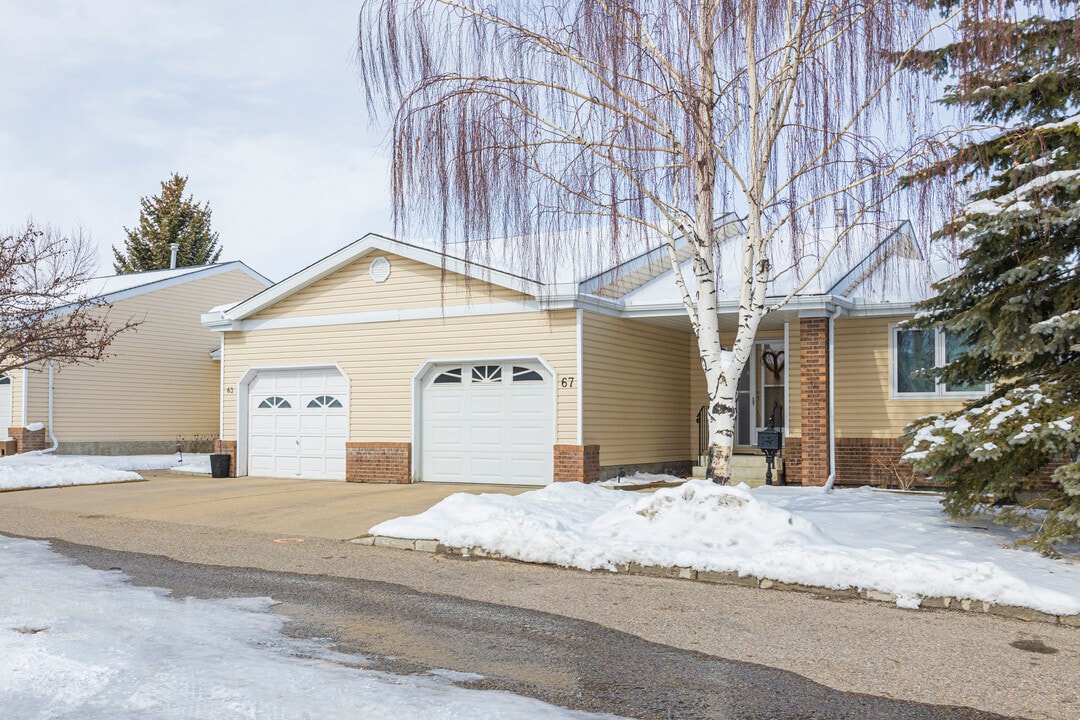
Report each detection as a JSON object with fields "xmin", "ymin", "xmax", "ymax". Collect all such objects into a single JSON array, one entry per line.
[{"xmin": 370, "ymin": 256, "xmax": 392, "ymax": 283}]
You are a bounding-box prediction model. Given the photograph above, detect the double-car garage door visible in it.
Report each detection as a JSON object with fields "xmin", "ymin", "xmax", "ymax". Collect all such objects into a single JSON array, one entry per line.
[{"xmin": 245, "ymin": 361, "xmax": 553, "ymax": 484}]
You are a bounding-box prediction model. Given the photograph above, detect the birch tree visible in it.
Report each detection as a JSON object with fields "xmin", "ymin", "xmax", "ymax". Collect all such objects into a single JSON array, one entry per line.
[{"xmin": 358, "ymin": 0, "xmax": 948, "ymax": 482}]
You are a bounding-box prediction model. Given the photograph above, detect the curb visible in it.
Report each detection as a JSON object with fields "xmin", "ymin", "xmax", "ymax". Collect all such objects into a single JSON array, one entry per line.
[{"xmin": 350, "ymin": 534, "xmax": 1080, "ymax": 627}]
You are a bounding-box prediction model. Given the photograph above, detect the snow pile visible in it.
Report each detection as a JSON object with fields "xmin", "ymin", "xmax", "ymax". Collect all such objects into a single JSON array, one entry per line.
[
  {"xmin": 0, "ymin": 453, "xmax": 211, "ymax": 491},
  {"xmin": 597, "ymin": 471, "xmax": 684, "ymax": 488},
  {"xmin": 0, "ymin": 536, "xmax": 614, "ymax": 719},
  {"xmin": 372, "ymin": 481, "xmax": 1080, "ymax": 615},
  {"xmin": 0, "ymin": 453, "xmax": 141, "ymax": 490}
]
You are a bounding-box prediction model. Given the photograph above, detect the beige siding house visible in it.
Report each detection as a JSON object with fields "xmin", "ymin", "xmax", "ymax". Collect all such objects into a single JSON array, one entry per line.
[
  {"xmin": 6, "ymin": 263, "xmax": 270, "ymax": 455},
  {"xmin": 204, "ymin": 228, "xmax": 972, "ymax": 487}
]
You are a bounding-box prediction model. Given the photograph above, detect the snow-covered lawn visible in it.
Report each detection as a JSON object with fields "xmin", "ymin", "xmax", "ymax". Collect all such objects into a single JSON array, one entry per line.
[
  {"xmin": 0, "ymin": 536, "xmax": 619, "ymax": 720},
  {"xmin": 0, "ymin": 453, "xmax": 210, "ymax": 491},
  {"xmin": 371, "ymin": 480, "xmax": 1080, "ymax": 616}
]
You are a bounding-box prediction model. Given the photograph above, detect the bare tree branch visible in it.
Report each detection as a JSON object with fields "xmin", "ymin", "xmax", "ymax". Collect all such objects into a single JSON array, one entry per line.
[
  {"xmin": 1, "ymin": 222, "xmax": 140, "ymax": 378},
  {"xmin": 358, "ymin": 0, "xmax": 954, "ymax": 481}
]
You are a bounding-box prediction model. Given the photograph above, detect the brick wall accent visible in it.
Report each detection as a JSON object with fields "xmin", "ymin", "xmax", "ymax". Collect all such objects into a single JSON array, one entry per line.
[
  {"xmin": 554, "ymin": 444, "xmax": 600, "ymax": 484},
  {"xmin": 8, "ymin": 426, "xmax": 48, "ymax": 454},
  {"xmin": 799, "ymin": 317, "xmax": 830, "ymax": 486},
  {"xmin": 781, "ymin": 437, "xmax": 801, "ymax": 485},
  {"xmin": 346, "ymin": 442, "xmax": 412, "ymax": 483},
  {"xmin": 834, "ymin": 437, "xmax": 950, "ymax": 489},
  {"xmin": 213, "ymin": 439, "xmax": 238, "ymax": 478}
]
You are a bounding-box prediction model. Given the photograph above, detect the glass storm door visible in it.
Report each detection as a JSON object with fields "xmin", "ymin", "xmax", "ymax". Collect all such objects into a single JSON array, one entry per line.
[{"xmin": 734, "ymin": 340, "xmax": 786, "ymax": 448}]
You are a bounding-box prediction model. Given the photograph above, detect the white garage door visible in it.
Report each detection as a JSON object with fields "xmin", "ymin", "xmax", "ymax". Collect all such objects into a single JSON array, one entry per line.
[
  {"xmin": 422, "ymin": 362, "xmax": 553, "ymax": 485},
  {"xmin": 248, "ymin": 368, "xmax": 348, "ymax": 480},
  {"xmin": 0, "ymin": 373, "xmax": 11, "ymax": 431}
]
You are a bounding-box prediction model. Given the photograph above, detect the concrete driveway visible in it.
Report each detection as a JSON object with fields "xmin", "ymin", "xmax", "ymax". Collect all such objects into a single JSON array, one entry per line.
[{"xmin": 0, "ymin": 471, "xmax": 531, "ymax": 540}]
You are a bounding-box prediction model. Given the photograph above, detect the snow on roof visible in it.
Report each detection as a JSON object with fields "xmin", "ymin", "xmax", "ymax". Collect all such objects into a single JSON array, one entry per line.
[
  {"xmin": 54, "ymin": 262, "xmax": 271, "ymax": 318},
  {"xmin": 621, "ymin": 221, "xmax": 933, "ymax": 307},
  {"xmin": 410, "ymin": 222, "xmax": 668, "ymax": 287},
  {"xmin": 80, "ymin": 265, "xmax": 219, "ymax": 299}
]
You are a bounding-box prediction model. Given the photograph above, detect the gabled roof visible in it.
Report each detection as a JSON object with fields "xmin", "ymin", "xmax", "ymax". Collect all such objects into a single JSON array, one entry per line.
[
  {"xmin": 54, "ymin": 262, "xmax": 271, "ymax": 316},
  {"xmin": 204, "ymin": 220, "xmax": 934, "ymax": 330},
  {"xmin": 618, "ymin": 221, "xmax": 931, "ymax": 308},
  {"xmin": 211, "ymin": 234, "xmax": 551, "ymax": 324}
]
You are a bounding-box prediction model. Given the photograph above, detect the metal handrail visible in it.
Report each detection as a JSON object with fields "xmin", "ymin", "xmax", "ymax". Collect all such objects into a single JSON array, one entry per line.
[{"xmin": 695, "ymin": 405, "xmax": 708, "ymax": 458}]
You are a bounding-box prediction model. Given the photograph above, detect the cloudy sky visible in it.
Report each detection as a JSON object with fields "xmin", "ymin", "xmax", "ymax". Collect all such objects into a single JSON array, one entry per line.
[{"xmin": 0, "ymin": 1, "xmax": 392, "ymax": 281}]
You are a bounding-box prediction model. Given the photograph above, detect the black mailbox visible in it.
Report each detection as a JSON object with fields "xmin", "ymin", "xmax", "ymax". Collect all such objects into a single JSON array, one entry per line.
[{"xmin": 757, "ymin": 428, "xmax": 782, "ymax": 453}]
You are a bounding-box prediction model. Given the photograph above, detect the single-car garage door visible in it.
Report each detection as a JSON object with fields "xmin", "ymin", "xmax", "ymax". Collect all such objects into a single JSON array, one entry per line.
[
  {"xmin": 248, "ymin": 367, "xmax": 348, "ymax": 479},
  {"xmin": 421, "ymin": 361, "xmax": 553, "ymax": 485}
]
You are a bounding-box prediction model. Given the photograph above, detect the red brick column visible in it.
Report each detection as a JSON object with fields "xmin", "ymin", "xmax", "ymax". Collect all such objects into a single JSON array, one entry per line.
[
  {"xmin": 799, "ymin": 317, "xmax": 830, "ymax": 486},
  {"xmin": 346, "ymin": 442, "xmax": 412, "ymax": 483},
  {"xmin": 553, "ymin": 445, "xmax": 600, "ymax": 483},
  {"xmin": 213, "ymin": 440, "xmax": 238, "ymax": 478},
  {"xmin": 8, "ymin": 426, "xmax": 48, "ymax": 454}
]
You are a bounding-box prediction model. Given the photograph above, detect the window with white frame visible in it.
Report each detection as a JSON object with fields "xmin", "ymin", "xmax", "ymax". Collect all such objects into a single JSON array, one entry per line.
[{"xmin": 891, "ymin": 325, "xmax": 987, "ymax": 398}]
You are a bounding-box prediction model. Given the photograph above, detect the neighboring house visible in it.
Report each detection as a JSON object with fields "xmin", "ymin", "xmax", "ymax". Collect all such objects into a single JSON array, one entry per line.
[
  {"xmin": 5, "ymin": 263, "xmax": 271, "ymax": 455},
  {"xmin": 201, "ymin": 226, "xmax": 975, "ymax": 486}
]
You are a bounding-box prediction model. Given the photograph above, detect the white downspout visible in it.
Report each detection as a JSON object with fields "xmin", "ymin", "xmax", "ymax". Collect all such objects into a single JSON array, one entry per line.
[
  {"xmin": 42, "ymin": 359, "xmax": 58, "ymax": 453},
  {"xmin": 218, "ymin": 333, "xmax": 225, "ymax": 440},
  {"xmin": 20, "ymin": 365, "xmax": 28, "ymax": 427},
  {"xmin": 822, "ymin": 306, "xmax": 838, "ymax": 492}
]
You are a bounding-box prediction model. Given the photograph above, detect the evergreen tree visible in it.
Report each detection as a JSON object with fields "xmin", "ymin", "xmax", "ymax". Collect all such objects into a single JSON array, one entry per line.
[
  {"xmin": 113, "ymin": 173, "xmax": 222, "ymax": 273},
  {"xmin": 902, "ymin": 2, "xmax": 1080, "ymax": 555}
]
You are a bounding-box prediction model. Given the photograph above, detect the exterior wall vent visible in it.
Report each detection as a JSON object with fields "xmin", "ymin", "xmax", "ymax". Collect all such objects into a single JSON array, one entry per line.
[{"xmin": 370, "ymin": 256, "xmax": 392, "ymax": 283}]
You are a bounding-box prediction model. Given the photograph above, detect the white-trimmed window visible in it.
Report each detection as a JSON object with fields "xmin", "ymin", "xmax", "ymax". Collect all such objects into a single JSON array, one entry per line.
[{"xmin": 891, "ymin": 325, "xmax": 987, "ymax": 398}]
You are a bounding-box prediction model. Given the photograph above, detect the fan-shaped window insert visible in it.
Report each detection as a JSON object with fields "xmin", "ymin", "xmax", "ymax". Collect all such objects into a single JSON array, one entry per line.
[
  {"xmin": 512, "ymin": 366, "xmax": 543, "ymax": 382},
  {"xmin": 0, "ymin": 373, "xmax": 9, "ymax": 385},
  {"xmin": 471, "ymin": 365, "xmax": 502, "ymax": 383},
  {"xmin": 258, "ymin": 396, "xmax": 291, "ymax": 409},
  {"xmin": 433, "ymin": 368, "xmax": 462, "ymax": 384},
  {"xmin": 307, "ymin": 395, "xmax": 343, "ymax": 409}
]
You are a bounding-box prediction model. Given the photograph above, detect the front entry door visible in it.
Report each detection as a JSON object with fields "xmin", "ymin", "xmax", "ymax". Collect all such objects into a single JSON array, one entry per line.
[{"xmin": 735, "ymin": 340, "xmax": 786, "ymax": 449}]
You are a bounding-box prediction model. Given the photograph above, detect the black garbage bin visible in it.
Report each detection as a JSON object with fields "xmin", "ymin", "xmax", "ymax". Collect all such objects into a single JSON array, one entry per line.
[{"xmin": 210, "ymin": 453, "xmax": 231, "ymax": 478}]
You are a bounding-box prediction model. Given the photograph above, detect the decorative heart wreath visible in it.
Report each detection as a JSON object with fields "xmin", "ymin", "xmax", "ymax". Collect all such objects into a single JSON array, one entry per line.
[{"xmin": 761, "ymin": 347, "xmax": 785, "ymax": 382}]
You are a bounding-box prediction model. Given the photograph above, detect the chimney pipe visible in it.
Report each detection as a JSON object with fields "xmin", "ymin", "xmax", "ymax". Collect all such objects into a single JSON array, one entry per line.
[
  {"xmin": 834, "ymin": 205, "xmax": 847, "ymax": 228},
  {"xmin": 169, "ymin": 243, "xmax": 179, "ymax": 269}
]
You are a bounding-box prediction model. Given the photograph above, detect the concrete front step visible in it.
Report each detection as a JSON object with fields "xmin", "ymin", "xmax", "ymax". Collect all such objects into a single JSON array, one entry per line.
[{"xmin": 692, "ymin": 454, "xmax": 780, "ymax": 487}]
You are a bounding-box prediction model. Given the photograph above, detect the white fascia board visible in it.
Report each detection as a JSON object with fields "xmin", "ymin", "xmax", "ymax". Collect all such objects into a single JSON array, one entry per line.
[
  {"xmin": 843, "ymin": 300, "xmax": 918, "ymax": 317},
  {"xmin": 222, "ymin": 233, "xmax": 545, "ymax": 322}
]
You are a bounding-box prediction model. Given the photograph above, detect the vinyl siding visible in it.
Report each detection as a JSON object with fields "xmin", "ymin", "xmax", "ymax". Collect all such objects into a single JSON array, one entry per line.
[
  {"xmin": 11, "ymin": 269, "xmax": 267, "ymax": 441},
  {"xmin": 582, "ymin": 312, "xmax": 694, "ymax": 466},
  {"xmin": 834, "ymin": 315, "xmax": 968, "ymax": 438},
  {"xmin": 221, "ymin": 310, "xmax": 578, "ymax": 444},
  {"xmin": 252, "ymin": 253, "xmax": 529, "ymax": 320}
]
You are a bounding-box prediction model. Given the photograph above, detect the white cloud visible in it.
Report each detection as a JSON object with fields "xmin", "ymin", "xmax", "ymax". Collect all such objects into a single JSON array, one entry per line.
[{"xmin": 0, "ymin": 0, "xmax": 393, "ymax": 281}]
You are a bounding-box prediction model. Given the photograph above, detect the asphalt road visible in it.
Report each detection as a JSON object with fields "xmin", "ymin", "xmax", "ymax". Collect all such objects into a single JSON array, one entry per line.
[
  {"xmin": 46, "ymin": 539, "xmax": 1017, "ymax": 720},
  {"xmin": 1, "ymin": 475, "xmax": 1077, "ymax": 719}
]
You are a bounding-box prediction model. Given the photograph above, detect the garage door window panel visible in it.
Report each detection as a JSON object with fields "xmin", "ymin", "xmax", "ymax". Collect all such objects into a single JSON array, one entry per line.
[
  {"xmin": 307, "ymin": 395, "xmax": 343, "ymax": 408},
  {"xmin": 258, "ymin": 396, "xmax": 292, "ymax": 409}
]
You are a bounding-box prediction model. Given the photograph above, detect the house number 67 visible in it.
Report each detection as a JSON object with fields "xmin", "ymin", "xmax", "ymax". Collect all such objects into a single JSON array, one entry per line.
[{"xmin": 560, "ymin": 377, "xmax": 575, "ymax": 388}]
